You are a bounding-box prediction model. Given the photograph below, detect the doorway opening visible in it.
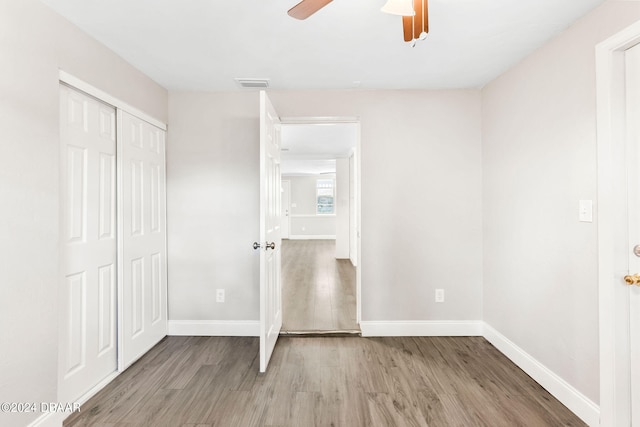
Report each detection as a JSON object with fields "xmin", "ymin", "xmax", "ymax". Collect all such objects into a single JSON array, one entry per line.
[{"xmin": 278, "ymin": 119, "xmax": 361, "ymax": 335}]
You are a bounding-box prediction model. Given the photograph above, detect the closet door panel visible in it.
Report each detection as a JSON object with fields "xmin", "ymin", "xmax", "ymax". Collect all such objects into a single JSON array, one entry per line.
[
  {"xmin": 119, "ymin": 110, "xmax": 167, "ymax": 368},
  {"xmin": 59, "ymin": 85, "xmax": 117, "ymax": 402}
]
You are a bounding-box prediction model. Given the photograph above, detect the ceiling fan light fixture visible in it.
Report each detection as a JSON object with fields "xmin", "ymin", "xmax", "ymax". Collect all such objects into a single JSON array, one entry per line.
[{"xmin": 381, "ymin": 0, "xmax": 415, "ymax": 16}]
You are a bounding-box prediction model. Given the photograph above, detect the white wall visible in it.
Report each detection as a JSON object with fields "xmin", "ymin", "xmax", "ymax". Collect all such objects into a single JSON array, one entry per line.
[
  {"xmin": 0, "ymin": 1, "xmax": 168, "ymax": 425},
  {"xmin": 482, "ymin": 0, "xmax": 640, "ymax": 405},
  {"xmin": 167, "ymin": 89, "xmax": 483, "ymax": 324}
]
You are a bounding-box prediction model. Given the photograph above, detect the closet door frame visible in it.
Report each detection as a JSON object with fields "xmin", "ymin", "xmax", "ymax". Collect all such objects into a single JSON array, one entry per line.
[
  {"xmin": 60, "ymin": 72, "xmax": 166, "ymax": 131},
  {"xmin": 59, "ymin": 71, "xmax": 168, "ymax": 379}
]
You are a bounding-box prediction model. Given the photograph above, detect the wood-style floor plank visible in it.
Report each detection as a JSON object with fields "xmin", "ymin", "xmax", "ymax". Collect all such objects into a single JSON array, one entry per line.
[
  {"xmin": 64, "ymin": 336, "xmax": 586, "ymax": 427},
  {"xmin": 281, "ymin": 240, "xmax": 358, "ymax": 332}
]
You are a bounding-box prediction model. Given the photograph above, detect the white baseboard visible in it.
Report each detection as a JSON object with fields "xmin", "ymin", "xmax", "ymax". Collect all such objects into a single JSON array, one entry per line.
[
  {"xmin": 29, "ymin": 371, "xmax": 120, "ymax": 427},
  {"xmin": 483, "ymin": 324, "xmax": 599, "ymax": 427},
  {"xmin": 28, "ymin": 408, "xmax": 66, "ymax": 427},
  {"xmin": 288, "ymin": 235, "xmax": 336, "ymax": 240},
  {"xmin": 168, "ymin": 320, "xmax": 259, "ymax": 336},
  {"xmin": 360, "ymin": 320, "xmax": 483, "ymax": 337}
]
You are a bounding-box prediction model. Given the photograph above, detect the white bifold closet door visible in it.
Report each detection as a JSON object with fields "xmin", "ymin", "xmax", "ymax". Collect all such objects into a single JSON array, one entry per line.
[
  {"xmin": 118, "ymin": 110, "xmax": 167, "ymax": 368},
  {"xmin": 58, "ymin": 85, "xmax": 118, "ymax": 402}
]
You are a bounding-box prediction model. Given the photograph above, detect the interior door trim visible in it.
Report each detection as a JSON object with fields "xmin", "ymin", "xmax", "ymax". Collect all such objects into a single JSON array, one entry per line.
[{"xmin": 596, "ymin": 19, "xmax": 640, "ymax": 427}]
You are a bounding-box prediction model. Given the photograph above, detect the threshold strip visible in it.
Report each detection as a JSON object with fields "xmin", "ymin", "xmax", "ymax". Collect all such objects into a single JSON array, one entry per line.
[{"xmin": 280, "ymin": 329, "xmax": 362, "ymax": 337}]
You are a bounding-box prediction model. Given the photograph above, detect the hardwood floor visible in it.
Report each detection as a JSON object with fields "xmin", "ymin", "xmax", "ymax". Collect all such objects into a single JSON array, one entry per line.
[
  {"xmin": 282, "ymin": 239, "xmax": 358, "ymax": 332},
  {"xmin": 64, "ymin": 336, "xmax": 585, "ymax": 427}
]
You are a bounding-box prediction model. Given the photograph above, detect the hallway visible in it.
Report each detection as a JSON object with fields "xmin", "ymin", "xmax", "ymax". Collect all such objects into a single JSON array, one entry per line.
[{"xmin": 281, "ymin": 240, "xmax": 358, "ymax": 332}]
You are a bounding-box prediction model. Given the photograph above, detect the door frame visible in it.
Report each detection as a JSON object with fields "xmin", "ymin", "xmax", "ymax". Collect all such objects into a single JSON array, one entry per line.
[
  {"xmin": 596, "ymin": 20, "xmax": 640, "ymax": 427},
  {"xmin": 280, "ymin": 116, "xmax": 362, "ymax": 324},
  {"xmin": 58, "ymin": 71, "xmax": 167, "ymax": 395},
  {"xmin": 281, "ymin": 179, "xmax": 291, "ymax": 239}
]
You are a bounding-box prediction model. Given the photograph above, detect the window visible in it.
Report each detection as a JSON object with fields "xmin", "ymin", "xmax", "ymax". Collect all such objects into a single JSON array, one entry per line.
[{"xmin": 316, "ymin": 179, "xmax": 335, "ymax": 214}]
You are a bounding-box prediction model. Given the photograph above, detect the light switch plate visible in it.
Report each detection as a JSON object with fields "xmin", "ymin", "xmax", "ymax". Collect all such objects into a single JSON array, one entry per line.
[{"xmin": 579, "ymin": 200, "xmax": 593, "ymax": 223}]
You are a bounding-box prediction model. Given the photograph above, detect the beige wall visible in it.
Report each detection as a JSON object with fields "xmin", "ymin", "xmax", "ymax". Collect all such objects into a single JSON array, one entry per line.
[
  {"xmin": 482, "ymin": 0, "xmax": 640, "ymax": 405},
  {"xmin": 167, "ymin": 89, "xmax": 483, "ymax": 323},
  {"xmin": 167, "ymin": 91, "xmax": 261, "ymax": 321},
  {"xmin": 285, "ymin": 174, "xmax": 337, "ymax": 238},
  {"xmin": 287, "ymin": 175, "xmax": 331, "ymax": 216},
  {"xmin": 272, "ymin": 90, "xmax": 484, "ymax": 321},
  {"xmin": 0, "ymin": 1, "xmax": 167, "ymax": 425}
]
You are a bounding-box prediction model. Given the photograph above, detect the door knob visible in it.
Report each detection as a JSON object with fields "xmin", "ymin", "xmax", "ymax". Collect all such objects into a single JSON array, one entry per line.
[
  {"xmin": 253, "ymin": 242, "xmax": 275, "ymax": 250},
  {"xmin": 624, "ymin": 274, "xmax": 640, "ymax": 285}
]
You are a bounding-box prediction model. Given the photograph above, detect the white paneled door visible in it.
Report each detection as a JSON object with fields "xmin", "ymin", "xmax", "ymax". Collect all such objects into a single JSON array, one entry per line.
[
  {"xmin": 627, "ymin": 42, "xmax": 640, "ymax": 427},
  {"xmin": 259, "ymin": 91, "xmax": 283, "ymax": 372},
  {"xmin": 59, "ymin": 85, "xmax": 118, "ymax": 402},
  {"xmin": 119, "ymin": 110, "xmax": 168, "ymax": 368}
]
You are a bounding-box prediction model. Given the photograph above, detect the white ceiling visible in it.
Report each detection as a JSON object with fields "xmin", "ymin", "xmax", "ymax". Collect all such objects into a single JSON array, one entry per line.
[
  {"xmin": 39, "ymin": 0, "xmax": 605, "ymax": 91},
  {"xmin": 281, "ymin": 123, "xmax": 357, "ymax": 175},
  {"xmin": 281, "ymin": 159, "xmax": 337, "ymax": 176}
]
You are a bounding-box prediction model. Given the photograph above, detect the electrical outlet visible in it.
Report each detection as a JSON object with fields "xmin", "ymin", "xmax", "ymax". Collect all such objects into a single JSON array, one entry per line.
[
  {"xmin": 435, "ymin": 289, "xmax": 444, "ymax": 303},
  {"xmin": 216, "ymin": 289, "xmax": 225, "ymax": 303}
]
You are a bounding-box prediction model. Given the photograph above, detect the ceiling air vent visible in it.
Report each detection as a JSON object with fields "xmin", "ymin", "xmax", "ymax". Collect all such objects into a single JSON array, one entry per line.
[{"xmin": 235, "ymin": 78, "xmax": 270, "ymax": 89}]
